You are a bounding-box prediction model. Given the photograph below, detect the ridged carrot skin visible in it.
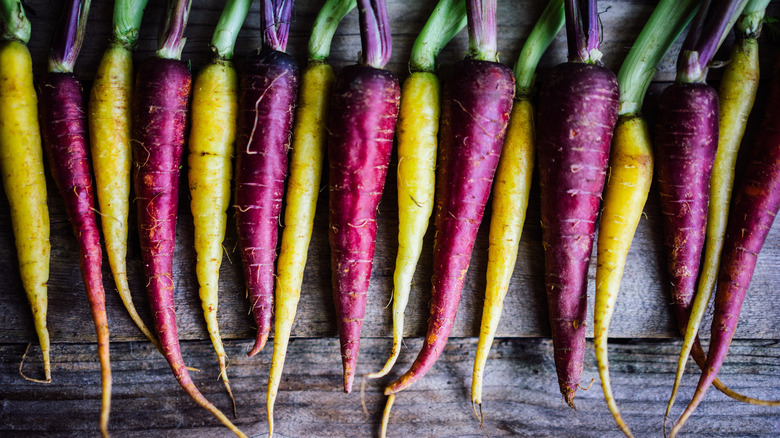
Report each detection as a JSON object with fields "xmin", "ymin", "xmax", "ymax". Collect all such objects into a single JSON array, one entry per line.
[
  {"xmin": 329, "ymin": 64, "xmax": 400, "ymax": 393},
  {"xmin": 671, "ymin": 61, "xmax": 780, "ymax": 437},
  {"xmin": 188, "ymin": 59, "xmax": 237, "ymax": 406},
  {"xmin": 536, "ymin": 62, "xmax": 619, "ymax": 407},
  {"xmin": 653, "ymin": 82, "xmax": 718, "ymax": 338},
  {"xmin": 133, "ymin": 56, "xmax": 245, "ymax": 438},
  {"xmin": 594, "ymin": 114, "xmax": 653, "ymax": 436},
  {"xmin": 235, "ymin": 47, "xmax": 299, "ymax": 357},
  {"xmin": 370, "ymin": 71, "xmax": 439, "ymax": 379},
  {"xmin": 39, "ymin": 72, "xmax": 112, "ymax": 436},
  {"xmin": 0, "ymin": 40, "xmax": 51, "ymax": 382},
  {"xmin": 89, "ymin": 42, "xmax": 160, "ymax": 351},
  {"xmin": 472, "ymin": 96, "xmax": 535, "ymax": 404},
  {"xmin": 267, "ymin": 60, "xmax": 334, "ymax": 434},
  {"xmin": 386, "ymin": 59, "xmax": 514, "ymax": 395}
]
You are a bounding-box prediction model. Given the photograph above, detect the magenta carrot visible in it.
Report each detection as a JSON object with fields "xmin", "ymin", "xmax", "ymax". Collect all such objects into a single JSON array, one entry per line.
[
  {"xmin": 385, "ymin": 0, "xmax": 514, "ymax": 395},
  {"xmin": 536, "ymin": 0, "xmax": 619, "ymax": 408},
  {"xmin": 669, "ymin": 34, "xmax": 780, "ymax": 438},
  {"xmin": 235, "ymin": 0, "xmax": 299, "ymax": 357},
  {"xmin": 38, "ymin": 1, "xmax": 110, "ymax": 434},
  {"xmin": 131, "ymin": 1, "xmax": 244, "ymax": 436},
  {"xmin": 328, "ymin": 0, "xmax": 399, "ymax": 393}
]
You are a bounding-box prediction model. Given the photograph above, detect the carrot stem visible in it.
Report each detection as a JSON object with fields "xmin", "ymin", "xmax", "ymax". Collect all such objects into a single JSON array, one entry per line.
[
  {"xmin": 261, "ymin": 0, "xmax": 293, "ymax": 52},
  {"xmin": 112, "ymin": 0, "xmax": 149, "ymax": 47},
  {"xmin": 212, "ymin": 0, "xmax": 252, "ymax": 59},
  {"xmin": 466, "ymin": 0, "xmax": 497, "ymax": 61},
  {"xmin": 357, "ymin": 0, "xmax": 391, "ymax": 68},
  {"xmin": 48, "ymin": 0, "xmax": 91, "ymax": 73},
  {"xmin": 308, "ymin": 0, "xmax": 356, "ymax": 61},
  {"xmin": 409, "ymin": 0, "xmax": 466, "ymax": 73},
  {"xmin": 513, "ymin": 0, "xmax": 564, "ymax": 94},
  {"xmin": 157, "ymin": 0, "xmax": 192, "ymax": 60},
  {"xmin": 0, "ymin": 0, "xmax": 30, "ymax": 42}
]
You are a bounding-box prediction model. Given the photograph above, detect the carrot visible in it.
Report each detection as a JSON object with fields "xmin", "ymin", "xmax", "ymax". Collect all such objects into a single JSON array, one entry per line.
[
  {"xmin": 328, "ymin": 0, "xmax": 399, "ymax": 393},
  {"xmin": 267, "ymin": 0, "xmax": 355, "ymax": 434},
  {"xmin": 471, "ymin": 0, "xmax": 562, "ymax": 413},
  {"xmin": 188, "ymin": 0, "xmax": 251, "ymax": 415},
  {"xmin": 367, "ymin": 0, "xmax": 467, "ymax": 381},
  {"xmin": 385, "ymin": 0, "xmax": 514, "ymax": 396},
  {"xmin": 88, "ymin": 0, "xmax": 161, "ymax": 352},
  {"xmin": 132, "ymin": 1, "xmax": 245, "ymax": 435},
  {"xmin": 38, "ymin": 3, "xmax": 111, "ymax": 434},
  {"xmin": 0, "ymin": 0, "xmax": 51, "ymax": 383},
  {"xmin": 670, "ymin": 49, "xmax": 780, "ymax": 438},
  {"xmin": 593, "ymin": 0, "xmax": 697, "ymax": 434},
  {"xmin": 667, "ymin": 0, "xmax": 780, "ymax": 419},
  {"xmin": 234, "ymin": 0, "xmax": 299, "ymax": 358},
  {"xmin": 536, "ymin": 0, "xmax": 619, "ymax": 408}
]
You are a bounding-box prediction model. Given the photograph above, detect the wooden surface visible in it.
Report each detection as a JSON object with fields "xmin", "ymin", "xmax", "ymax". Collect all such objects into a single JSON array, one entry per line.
[{"xmin": 1, "ymin": 0, "xmax": 780, "ymax": 437}]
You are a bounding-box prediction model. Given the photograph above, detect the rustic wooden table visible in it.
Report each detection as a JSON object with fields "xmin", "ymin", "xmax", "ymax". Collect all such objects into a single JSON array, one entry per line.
[{"xmin": 1, "ymin": 0, "xmax": 779, "ymax": 436}]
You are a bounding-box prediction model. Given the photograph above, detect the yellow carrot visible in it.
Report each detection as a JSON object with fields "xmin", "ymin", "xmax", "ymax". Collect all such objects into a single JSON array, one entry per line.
[
  {"xmin": 188, "ymin": 59, "xmax": 239, "ymax": 413},
  {"xmin": 471, "ymin": 0, "xmax": 561, "ymax": 411},
  {"xmin": 0, "ymin": 34, "xmax": 51, "ymax": 382},
  {"xmin": 594, "ymin": 115, "xmax": 653, "ymax": 437},
  {"xmin": 89, "ymin": 0, "xmax": 160, "ymax": 351},
  {"xmin": 267, "ymin": 1, "xmax": 354, "ymax": 434},
  {"xmin": 368, "ymin": 0, "xmax": 466, "ymax": 381},
  {"xmin": 187, "ymin": 0, "xmax": 250, "ymax": 414}
]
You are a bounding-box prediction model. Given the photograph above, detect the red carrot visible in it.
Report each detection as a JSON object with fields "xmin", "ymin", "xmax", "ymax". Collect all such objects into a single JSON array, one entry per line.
[
  {"xmin": 131, "ymin": 1, "xmax": 244, "ymax": 435},
  {"xmin": 38, "ymin": 1, "xmax": 111, "ymax": 434},
  {"xmin": 669, "ymin": 48, "xmax": 780, "ymax": 438},
  {"xmin": 385, "ymin": 0, "xmax": 514, "ymax": 395},
  {"xmin": 328, "ymin": 0, "xmax": 399, "ymax": 393},
  {"xmin": 234, "ymin": 0, "xmax": 299, "ymax": 357},
  {"xmin": 535, "ymin": 0, "xmax": 619, "ymax": 408}
]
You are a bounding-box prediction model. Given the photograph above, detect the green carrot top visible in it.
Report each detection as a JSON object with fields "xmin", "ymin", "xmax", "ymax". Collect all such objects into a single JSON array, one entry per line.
[
  {"xmin": 157, "ymin": 0, "xmax": 192, "ymax": 60},
  {"xmin": 112, "ymin": 0, "xmax": 149, "ymax": 48},
  {"xmin": 357, "ymin": 0, "xmax": 392, "ymax": 68},
  {"xmin": 308, "ymin": 0, "xmax": 356, "ymax": 61},
  {"xmin": 211, "ymin": 0, "xmax": 252, "ymax": 60},
  {"xmin": 513, "ymin": 0, "xmax": 564, "ymax": 96},
  {"xmin": 410, "ymin": 0, "xmax": 466, "ymax": 73},
  {"xmin": 734, "ymin": 0, "xmax": 770, "ymax": 37},
  {"xmin": 617, "ymin": 0, "xmax": 698, "ymax": 115},
  {"xmin": 49, "ymin": 0, "xmax": 92, "ymax": 73},
  {"xmin": 676, "ymin": 0, "xmax": 748, "ymax": 83},
  {"xmin": 0, "ymin": 0, "xmax": 31, "ymax": 43},
  {"xmin": 466, "ymin": 0, "xmax": 498, "ymax": 61}
]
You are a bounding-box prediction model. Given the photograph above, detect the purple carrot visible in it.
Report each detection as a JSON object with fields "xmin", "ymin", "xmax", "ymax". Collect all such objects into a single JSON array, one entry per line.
[
  {"xmin": 131, "ymin": 1, "xmax": 245, "ymax": 435},
  {"xmin": 385, "ymin": 0, "xmax": 514, "ymax": 395},
  {"xmin": 535, "ymin": 0, "xmax": 619, "ymax": 408},
  {"xmin": 328, "ymin": 0, "xmax": 399, "ymax": 393},
  {"xmin": 669, "ymin": 51, "xmax": 780, "ymax": 438},
  {"xmin": 234, "ymin": 0, "xmax": 299, "ymax": 357},
  {"xmin": 38, "ymin": 1, "xmax": 112, "ymax": 434}
]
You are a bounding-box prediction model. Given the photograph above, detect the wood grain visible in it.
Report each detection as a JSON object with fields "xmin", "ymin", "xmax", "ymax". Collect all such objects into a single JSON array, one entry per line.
[{"xmin": 2, "ymin": 339, "xmax": 779, "ymax": 437}]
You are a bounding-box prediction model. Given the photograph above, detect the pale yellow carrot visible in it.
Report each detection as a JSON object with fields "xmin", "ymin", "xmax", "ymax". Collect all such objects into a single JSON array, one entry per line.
[{"xmin": 0, "ymin": 39, "xmax": 51, "ymax": 383}]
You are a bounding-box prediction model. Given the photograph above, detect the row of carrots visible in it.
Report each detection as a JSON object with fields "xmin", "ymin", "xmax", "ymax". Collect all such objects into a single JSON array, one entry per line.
[{"xmin": 1, "ymin": 0, "xmax": 779, "ymax": 436}]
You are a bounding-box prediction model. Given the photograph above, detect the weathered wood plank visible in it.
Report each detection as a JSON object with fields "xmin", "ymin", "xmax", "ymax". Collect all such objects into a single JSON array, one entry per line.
[
  {"xmin": 1, "ymin": 0, "xmax": 780, "ymax": 344},
  {"xmin": 2, "ymin": 339, "xmax": 779, "ymax": 437}
]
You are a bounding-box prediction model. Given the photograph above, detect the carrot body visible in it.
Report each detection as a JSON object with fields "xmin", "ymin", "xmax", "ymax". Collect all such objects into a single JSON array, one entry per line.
[
  {"xmin": 671, "ymin": 58, "xmax": 780, "ymax": 437},
  {"xmin": 133, "ymin": 56, "xmax": 244, "ymax": 437},
  {"xmin": 386, "ymin": 59, "xmax": 514, "ymax": 394},
  {"xmin": 472, "ymin": 96, "xmax": 535, "ymax": 404},
  {"xmin": 536, "ymin": 62, "xmax": 619, "ymax": 407},
  {"xmin": 594, "ymin": 114, "xmax": 653, "ymax": 435},
  {"xmin": 234, "ymin": 47, "xmax": 299, "ymax": 357},
  {"xmin": 39, "ymin": 72, "xmax": 112, "ymax": 436},
  {"xmin": 0, "ymin": 39, "xmax": 51, "ymax": 382},
  {"xmin": 89, "ymin": 42, "xmax": 160, "ymax": 351},
  {"xmin": 329, "ymin": 64, "xmax": 400, "ymax": 393},
  {"xmin": 188, "ymin": 59, "xmax": 237, "ymax": 406},
  {"xmin": 653, "ymin": 82, "xmax": 718, "ymax": 338},
  {"xmin": 267, "ymin": 60, "xmax": 334, "ymax": 432}
]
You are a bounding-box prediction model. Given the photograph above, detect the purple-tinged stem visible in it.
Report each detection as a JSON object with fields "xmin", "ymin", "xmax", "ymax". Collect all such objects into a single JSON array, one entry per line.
[
  {"xmin": 157, "ymin": 0, "xmax": 192, "ymax": 60},
  {"xmin": 565, "ymin": 0, "xmax": 601, "ymax": 63},
  {"xmin": 48, "ymin": 0, "xmax": 91, "ymax": 73},
  {"xmin": 357, "ymin": 0, "xmax": 391, "ymax": 68},
  {"xmin": 466, "ymin": 0, "xmax": 497, "ymax": 62},
  {"xmin": 677, "ymin": 0, "xmax": 747, "ymax": 83},
  {"xmin": 262, "ymin": 0, "xmax": 294, "ymax": 52}
]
